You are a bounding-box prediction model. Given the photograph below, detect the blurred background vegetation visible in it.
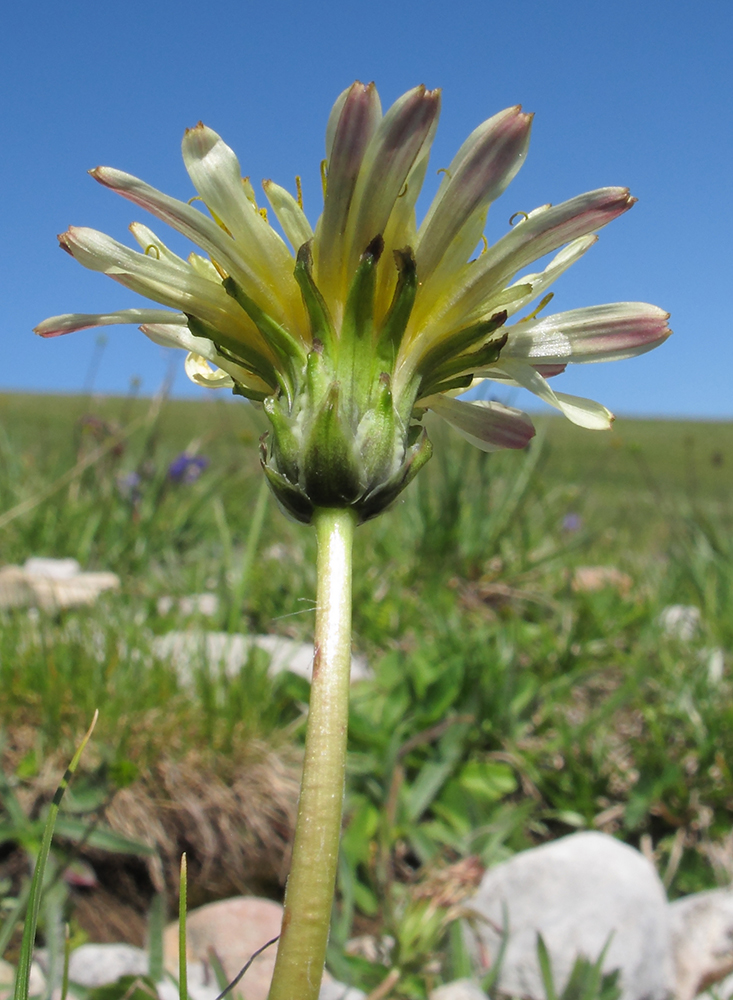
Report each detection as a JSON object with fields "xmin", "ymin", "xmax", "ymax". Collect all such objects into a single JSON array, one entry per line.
[{"xmin": 0, "ymin": 387, "xmax": 731, "ymax": 992}]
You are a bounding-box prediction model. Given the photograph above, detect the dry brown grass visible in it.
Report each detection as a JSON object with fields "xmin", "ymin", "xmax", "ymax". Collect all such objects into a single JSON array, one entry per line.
[
  {"xmin": 105, "ymin": 741, "xmax": 301, "ymax": 903},
  {"xmin": 1, "ymin": 727, "xmax": 301, "ymax": 942}
]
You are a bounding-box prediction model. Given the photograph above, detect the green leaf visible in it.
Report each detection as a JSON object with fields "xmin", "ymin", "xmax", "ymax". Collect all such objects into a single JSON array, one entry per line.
[
  {"xmin": 448, "ymin": 917, "xmax": 473, "ymax": 981},
  {"xmin": 341, "ymin": 798, "xmax": 380, "ymax": 865},
  {"xmin": 14, "ymin": 712, "xmax": 98, "ymax": 1000},
  {"xmin": 536, "ymin": 934, "xmax": 558, "ymax": 1000},
  {"xmin": 431, "ymin": 787, "xmax": 473, "ymax": 836},
  {"xmin": 87, "ymin": 976, "xmax": 160, "ymax": 1000},
  {"xmin": 405, "ymin": 759, "xmax": 457, "ymax": 823},
  {"xmin": 352, "ymin": 880, "xmax": 379, "ymax": 917},
  {"xmin": 53, "ymin": 817, "xmax": 156, "ymax": 856},
  {"xmin": 458, "ymin": 761, "xmax": 517, "ymax": 802},
  {"xmin": 0, "ymin": 770, "xmax": 30, "ymax": 831},
  {"xmin": 481, "ymin": 902, "xmax": 510, "ymax": 997},
  {"xmin": 147, "ymin": 893, "xmax": 166, "ymax": 985}
]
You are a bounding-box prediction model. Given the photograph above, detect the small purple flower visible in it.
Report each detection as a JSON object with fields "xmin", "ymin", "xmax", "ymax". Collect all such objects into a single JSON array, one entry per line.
[
  {"xmin": 117, "ymin": 470, "xmax": 142, "ymax": 500},
  {"xmin": 562, "ymin": 513, "xmax": 582, "ymax": 533},
  {"xmin": 168, "ymin": 453, "xmax": 209, "ymax": 483}
]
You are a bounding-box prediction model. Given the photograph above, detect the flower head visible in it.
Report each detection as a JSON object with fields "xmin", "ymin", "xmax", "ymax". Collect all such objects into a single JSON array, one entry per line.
[
  {"xmin": 168, "ymin": 452, "xmax": 209, "ymax": 483},
  {"xmin": 36, "ymin": 82, "xmax": 670, "ymax": 522}
]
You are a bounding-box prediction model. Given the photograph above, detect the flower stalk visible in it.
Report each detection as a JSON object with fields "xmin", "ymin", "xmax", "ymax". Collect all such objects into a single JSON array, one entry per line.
[{"xmin": 267, "ymin": 506, "xmax": 356, "ymax": 1000}]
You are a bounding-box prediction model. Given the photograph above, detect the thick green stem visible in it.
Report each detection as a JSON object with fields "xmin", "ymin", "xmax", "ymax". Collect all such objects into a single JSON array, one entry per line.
[{"xmin": 268, "ymin": 506, "xmax": 356, "ymax": 1000}]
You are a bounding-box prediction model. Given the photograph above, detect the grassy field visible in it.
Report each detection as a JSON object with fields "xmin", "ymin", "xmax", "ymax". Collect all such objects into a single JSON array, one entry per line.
[{"xmin": 1, "ymin": 390, "xmax": 731, "ymax": 991}]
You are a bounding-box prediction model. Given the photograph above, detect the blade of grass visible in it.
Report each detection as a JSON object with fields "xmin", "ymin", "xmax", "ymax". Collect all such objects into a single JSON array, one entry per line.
[
  {"xmin": 60, "ymin": 924, "xmax": 70, "ymax": 1000},
  {"xmin": 536, "ymin": 933, "xmax": 558, "ymax": 1000},
  {"xmin": 13, "ymin": 710, "xmax": 98, "ymax": 1000},
  {"xmin": 205, "ymin": 948, "xmax": 230, "ymax": 994},
  {"xmin": 582, "ymin": 933, "xmax": 614, "ymax": 1000},
  {"xmin": 42, "ymin": 879, "xmax": 66, "ymax": 1000},
  {"xmin": 481, "ymin": 903, "xmax": 510, "ymax": 997},
  {"xmin": 147, "ymin": 892, "xmax": 166, "ymax": 984},
  {"xmin": 0, "ymin": 415, "xmax": 150, "ymax": 532},
  {"xmin": 228, "ymin": 477, "xmax": 270, "ymax": 632},
  {"xmin": 179, "ymin": 854, "xmax": 188, "ymax": 1000},
  {"xmin": 0, "ymin": 879, "xmax": 31, "ymax": 959}
]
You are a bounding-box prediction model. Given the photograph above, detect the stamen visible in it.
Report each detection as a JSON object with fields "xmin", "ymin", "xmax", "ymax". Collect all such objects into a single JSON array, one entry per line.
[
  {"xmin": 479, "ymin": 235, "xmax": 488, "ymax": 255},
  {"xmin": 509, "ymin": 211, "xmax": 530, "ymax": 226},
  {"xmin": 521, "ymin": 292, "xmax": 554, "ymax": 322},
  {"xmin": 436, "ymin": 168, "xmax": 452, "ymax": 181},
  {"xmin": 211, "ymin": 259, "xmax": 229, "ymax": 280},
  {"xmin": 259, "ymin": 207, "xmax": 268, "ymax": 223},
  {"xmin": 144, "ymin": 245, "xmax": 160, "ymax": 259},
  {"xmin": 295, "ymin": 175, "xmax": 304, "ymax": 210},
  {"xmin": 189, "ymin": 195, "xmax": 232, "ymax": 235},
  {"xmin": 241, "ymin": 177, "xmax": 257, "ymax": 205},
  {"xmin": 320, "ymin": 160, "xmax": 328, "ymax": 198}
]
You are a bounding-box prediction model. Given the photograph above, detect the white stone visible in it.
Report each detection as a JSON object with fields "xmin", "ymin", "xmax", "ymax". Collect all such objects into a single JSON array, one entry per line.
[
  {"xmin": 572, "ymin": 566, "xmax": 633, "ymax": 596},
  {"xmin": 707, "ymin": 648, "xmax": 725, "ymax": 684},
  {"xmin": 156, "ymin": 963, "xmax": 361, "ymax": 1000},
  {"xmin": 153, "ymin": 631, "xmax": 370, "ymax": 684},
  {"xmin": 161, "ymin": 896, "xmax": 357, "ymax": 1000},
  {"xmin": 669, "ymin": 888, "xmax": 733, "ymax": 1000},
  {"xmin": 24, "ymin": 557, "xmax": 81, "ymax": 579},
  {"xmin": 0, "ymin": 959, "xmax": 47, "ymax": 1000},
  {"xmin": 156, "ymin": 962, "xmax": 220, "ymax": 1000},
  {"xmin": 430, "ymin": 979, "xmax": 488, "ymax": 1000},
  {"xmin": 156, "ymin": 594, "xmax": 219, "ymax": 618},
  {"xmin": 659, "ymin": 605, "xmax": 701, "ymax": 641},
  {"xmin": 67, "ymin": 943, "xmax": 148, "ymax": 987},
  {"xmin": 0, "ymin": 560, "xmax": 119, "ymax": 611},
  {"xmin": 318, "ymin": 980, "xmax": 367, "ymax": 1000},
  {"xmin": 710, "ymin": 971, "xmax": 733, "ymax": 1000},
  {"xmin": 466, "ymin": 831, "xmax": 674, "ymax": 1000},
  {"xmin": 163, "ymin": 896, "xmax": 283, "ymax": 1000},
  {"xmin": 0, "ymin": 962, "xmax": 13, "ymax": 989}
]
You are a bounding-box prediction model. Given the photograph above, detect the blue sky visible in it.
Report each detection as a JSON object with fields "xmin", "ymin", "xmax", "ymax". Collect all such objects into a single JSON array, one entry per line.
[{"xmin": 3, "ymin": 0, "xmax": 731, "ymax": 417}]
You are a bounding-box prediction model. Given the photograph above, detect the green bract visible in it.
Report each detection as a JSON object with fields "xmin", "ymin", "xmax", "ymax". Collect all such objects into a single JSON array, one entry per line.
[{"xmin": 260, "ymin": 237, "xmax": 495, "ymax": 522}]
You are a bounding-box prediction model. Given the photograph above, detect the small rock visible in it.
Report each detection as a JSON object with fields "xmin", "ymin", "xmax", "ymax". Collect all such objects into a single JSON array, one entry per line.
[
  {"xmin": 467, "ymin": 831, "xmax": 673, "ymax": 1000},
  {"xmin": 572, "ymin": 566, "xmax": 633, "ymax": 596},
  {"xmin": 153, "ymin": 631, "xmax": 370, "ymax": 684},
  {"xmin": 429, "ymin": 979, "xmax": 488, "ymax": 1000},
  {"xmin": 163, "ymin": 897, "xmax": 283, "ymax": 1000},
  {"xmin": 67, "ymin": 943, "xmax": 148, "ymax": 987},
  {"xmin": 345, "ymin": 934, "xmax": 395, "ymax": 964},
  {"xmin": 28, "ymin": 963, "xmax": 46, "ymax": 998},
  {"xmin": 707, "ymin": 648, "xmax": 725, "ymax": 684},
  {"xmin": 25, "ymin": 557, "xmax": 82, "ymax": 579},
  {"xmin": 156, "ymin": 962, "xmax": 220, "ymax": 1000},
  {"xmin": 0, "ymin": 960, "xmax": 14, "ymax": 1000},
  {"xmin": 659, "ymin": 605, "xmax": 701, "ymax": 642},
  {"xmin": 157, "ymin": 594, "xmax": 219, "ymax": 618},
  {"xmin": 0, "ymin": 959, "xmax": 46, "ymax": 1000},
  {"xmin": 669, "ymin": 888, "xmax": 733, "ymax": 1000},
  {"xmin": 710, "ymin": 971, "xmax": 733, "ymax": 1000},
  {"xmin": 318, "ymin": 980, "xmax": 367, "ymax": 1000},
  {"xmin": 0, "ymin": 559, "xmax": 119, "ymax": 612}
]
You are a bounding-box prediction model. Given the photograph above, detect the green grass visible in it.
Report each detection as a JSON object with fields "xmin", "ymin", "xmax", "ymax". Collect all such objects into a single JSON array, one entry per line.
[{"xmin": 1, "ymin": 390, "xmax": 732, "ymax": 993}]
